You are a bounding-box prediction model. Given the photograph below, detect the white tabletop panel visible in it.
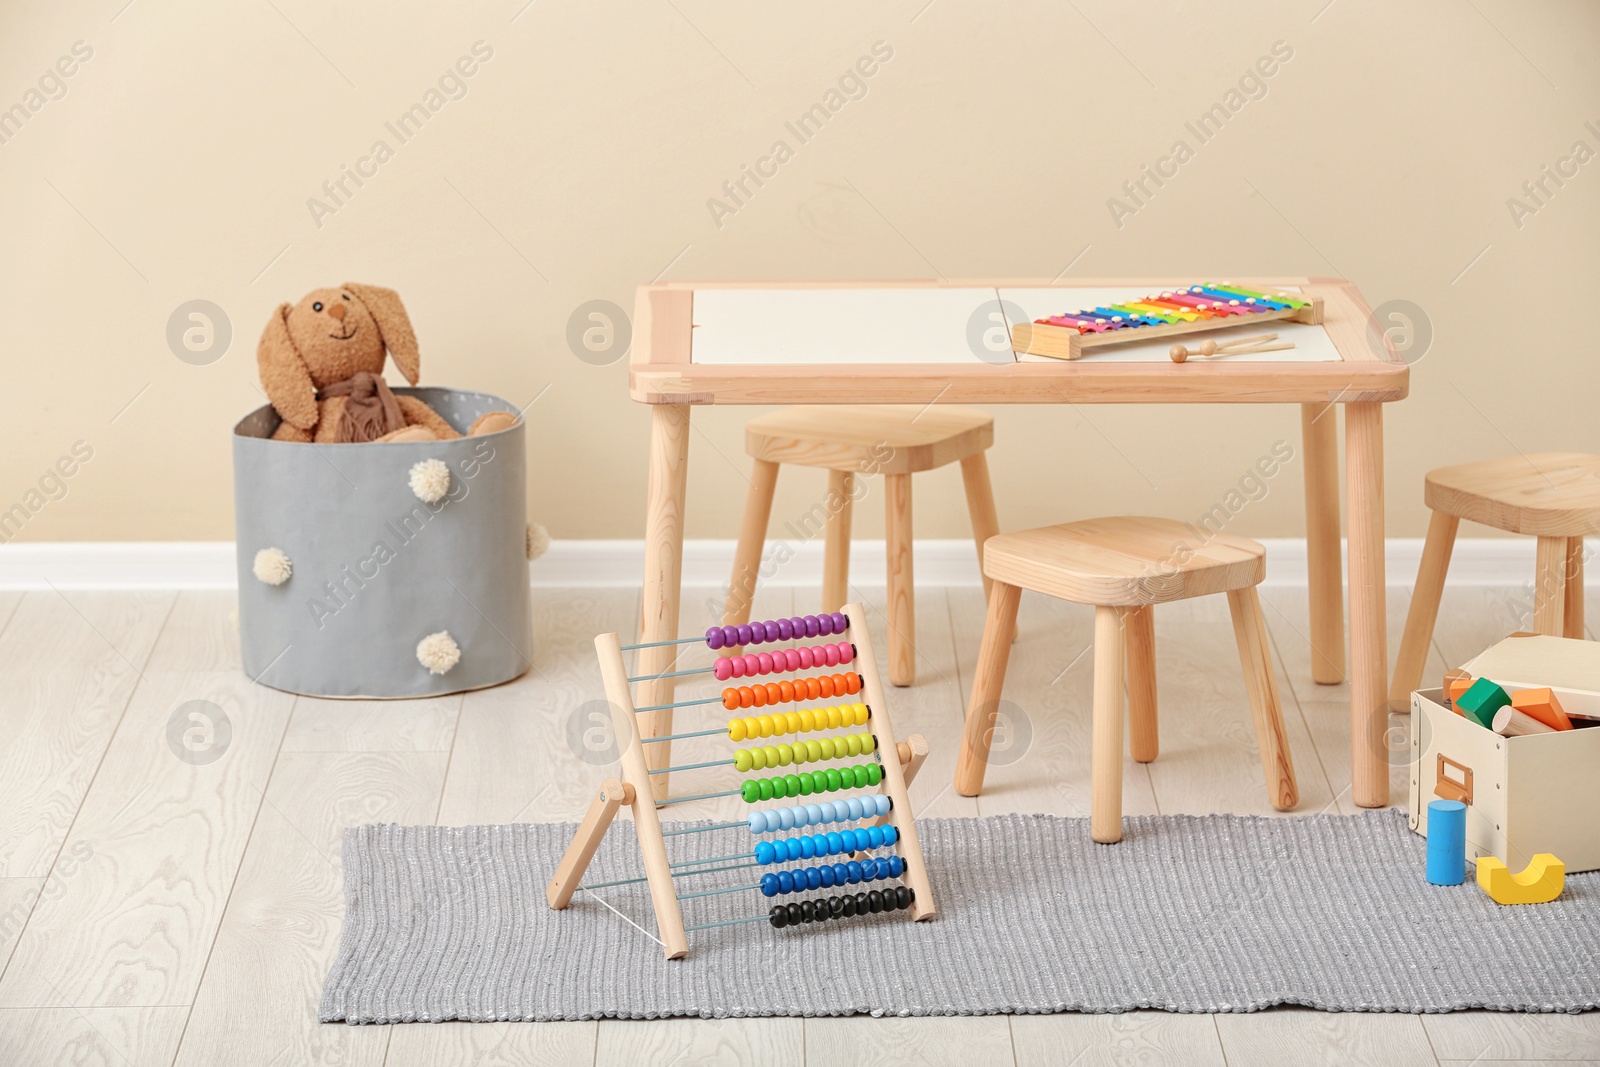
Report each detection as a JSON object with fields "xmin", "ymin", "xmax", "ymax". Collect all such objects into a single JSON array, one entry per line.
[
  {"xmin": 691, "ymin": 288, "xmax": 1012, "ymax": 365},
  {"xmin": 999, "ymin": 286, "xmax": 1342, "ymax": 364}
]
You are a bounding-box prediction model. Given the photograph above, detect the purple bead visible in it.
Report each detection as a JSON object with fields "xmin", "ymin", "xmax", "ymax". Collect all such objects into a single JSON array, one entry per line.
[
  {"xmin": 776, "ymin": 617, "xmax": 793, "ymax": 640},
  {"xmin": 763, "ymin": 620, "xmax": 781, "ymax": 642},
  {"xmin": 830, "ymin": 612, "xmax": 848, "ymax": 634},
  {"xmin": 706, "ymin": 626, "xmax": 725, "ymax": 650},
  {"xmin": 804, "ymin": 614, "xmax": 823, "ymax": 637},
  {"xmin": 736, "ymin": 624, "xmax": 753, "ymax": 645},
  {"xmin": 721, "ymin": 625, "xmax": 740, "ymax": 648}
]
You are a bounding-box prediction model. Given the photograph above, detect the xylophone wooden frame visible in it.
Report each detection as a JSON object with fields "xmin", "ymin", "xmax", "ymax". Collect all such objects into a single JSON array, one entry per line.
[
  {"xmin": 546, "ymin": 601, "xmax": 937, "ymax": 959},
  {"xmin": 1010, "ymin": 290, "xmax": 1325, "ymax": 361}
]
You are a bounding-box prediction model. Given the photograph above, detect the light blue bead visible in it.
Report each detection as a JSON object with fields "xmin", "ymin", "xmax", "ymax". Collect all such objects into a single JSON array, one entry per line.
[
  {"xmin": 846, "ymin": 797, "xmax": 863, "ymax": 820},
  {"xmin": 875, "ymin": 794, "xmax": 891, "ymax": 816},
  {"xmin": 749, "ymin": 813, "xmax": 766, "ymax": 833},
  {"xmin": 806, "ymin": 803, "xmax": 824, "ymax": 825},
  {"xmin": 778, "ymin": 807, "xmax": 796, "ymax": 831}
]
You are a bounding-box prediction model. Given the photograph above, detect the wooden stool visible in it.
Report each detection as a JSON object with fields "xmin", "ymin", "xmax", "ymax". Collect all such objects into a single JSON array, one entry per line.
[
  {"xmin": 723, "ymin": 405, "xmax": 1000, "ymax": 687},
  {"xmin": 1389, "ymin": 453, "xmax": 1598, "ymax": 711},
  {"xmin": 954, "ymin": 517, "xmax": 1299, "ymax": 843}
]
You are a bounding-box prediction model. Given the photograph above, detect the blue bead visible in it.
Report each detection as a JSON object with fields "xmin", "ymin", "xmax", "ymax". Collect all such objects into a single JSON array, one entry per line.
[
  {"xmin": 756, "ymin": 842, "xmax": 775, "ymax": 865},
  {"xmin": 826, "ymin": 831, "xmax": 843, "ymax": 855},
  {"xmin": 867, "ymin": 826, "xmax": 884, "ymax": 848},
  {"xmin": 785, "ymin": 839, "xmax": 802, "ymax": 861},
  {"xmin": 806, "ymin": 804, "xmax": 824, "ymax": 826},
  {"xmin": 806, "ymin": 868, "xmax": 822, "ymax": 890},
  {"xmin": 889, "ymin": 855, "xmax": 904, "ymax": 877},
  {"xmin": 761, "ymin": 874, "xmax": 780, "ymax": 896},
  {"xmin": 852, "ymin": 828, "xmax": 871, "ymax": 851},
  {"xmin": 832, "ymin": 862, "xmax": 849, "ymax": 885},
  {"xmin": 778, "ymin": 870, "xmax": 794, "ymax": 893},
  {"xmin": 875, "ymin": 795, "xmax": 892, "ymax": 816},
  {"xmin": 846, "ymin": 798, "xmax": 864, "ymax": 820},
  {"xmin": 882, "ymin": 825, "xmax": 898, "ymax": 846},
  {"xmin": 846, "ymin": 860, "xmax": 863, "ymax": 883},
  {"xmin": 799, "ymin": 836, "xmax": 815, "ymax": 859},
  {"xmin": 778, "ymin": 807, "xmax": 796, "ymax": 831},
  {"xmin": 819, "ymin": 865, "xmax": 835, "ymax": 888},
  {"xmin": 874, "ymin": 857, "xmax": 892, "ymax": 879}
]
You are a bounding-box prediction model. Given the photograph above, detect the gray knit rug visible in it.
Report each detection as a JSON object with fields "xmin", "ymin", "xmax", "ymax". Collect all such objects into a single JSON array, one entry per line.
[{"xmin": 319, "ymin": 811, "xmax": 1599, "ymax": 1023}]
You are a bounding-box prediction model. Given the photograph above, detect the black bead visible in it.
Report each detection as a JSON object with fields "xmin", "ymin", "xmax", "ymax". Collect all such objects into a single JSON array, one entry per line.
[
  {"xmin": 895, "ymin": 885, "xmax": 912, "ymax": 910},
  {"xmin": 841, "ymin": 894, "xmax": 857, "ymax": 917},
  {"xmin": 769, "ymin": 905, "xmax": 787, "ymax": 929},
  {"xmin": 828, "ymin": 895, "xmax": 846, "ymax": 917},
  {"xmin": 855, "ymin": 892, "xmax": 869, "ymax": 914},
  {"xmin": 868, "ymin": 889, "xmax": 884, "ymax": 913},
  {"xmin": 786, "ymin": 903, "xmax": 803, "ymax": 926},
  {"xmin": 800, "ymin": 899, "xmax": 815, "ymax": 923}
]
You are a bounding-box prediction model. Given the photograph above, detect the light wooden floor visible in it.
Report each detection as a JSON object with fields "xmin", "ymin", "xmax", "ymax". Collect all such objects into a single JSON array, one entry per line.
[{"xmin": 0, "ymin": 581, "xmax": 1596, "ymax": 1066}]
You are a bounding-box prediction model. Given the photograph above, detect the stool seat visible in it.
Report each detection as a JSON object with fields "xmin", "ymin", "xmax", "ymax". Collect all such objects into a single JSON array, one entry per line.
[
  {"xmin": 745, "ymin": 405, "xmax": 993, "ymax": 475},
  {"xmin": 983, "ymin": 517, "xmax": 1266, "ymax": 606},
  {"xmin": 1425, "ymin": 452, "xmax": 1600, "ymax": 536}
]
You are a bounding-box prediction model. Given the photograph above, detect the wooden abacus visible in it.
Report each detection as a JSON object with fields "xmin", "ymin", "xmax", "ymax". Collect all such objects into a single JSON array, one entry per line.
[
  {"xmin": 546, "ymin": 602, "xmax": 936, "ymax": 959},
  {"xmin": 1011, "ymin": 283, "xmax": 1324, "ymax": 361}
]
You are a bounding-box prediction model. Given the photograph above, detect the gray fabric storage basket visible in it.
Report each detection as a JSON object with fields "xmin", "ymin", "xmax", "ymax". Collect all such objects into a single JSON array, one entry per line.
[{"xmin": 232, "ymin": 387, "xmax": 532, "ymax": 698}]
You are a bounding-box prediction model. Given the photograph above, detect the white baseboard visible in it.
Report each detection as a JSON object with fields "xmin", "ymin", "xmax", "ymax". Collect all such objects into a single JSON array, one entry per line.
[{"xmin": 0, "ymin": 537, "xmax": 1558, "ymax": 591}]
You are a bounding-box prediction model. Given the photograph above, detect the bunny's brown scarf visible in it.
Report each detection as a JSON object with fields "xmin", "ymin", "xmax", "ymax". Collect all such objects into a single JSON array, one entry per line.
[{"xmin": 317, "ymin": 371, "xmax": 406, "ymax": 443}]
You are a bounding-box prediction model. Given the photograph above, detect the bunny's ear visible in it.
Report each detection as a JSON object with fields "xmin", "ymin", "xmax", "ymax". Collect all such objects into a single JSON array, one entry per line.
[
  {"xmin": 344, "ymin": 282, "xmax": 420, "ymax": 385},
  {"xmin": 257, "ymin": 303, "xmax": 319, "ymax": 430}
]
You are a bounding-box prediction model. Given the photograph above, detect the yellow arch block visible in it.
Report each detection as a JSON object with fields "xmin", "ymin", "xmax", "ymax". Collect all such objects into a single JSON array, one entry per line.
[{"xmin": 1476, "ymin": 853, "xmax": 1565, "ymax": 905}]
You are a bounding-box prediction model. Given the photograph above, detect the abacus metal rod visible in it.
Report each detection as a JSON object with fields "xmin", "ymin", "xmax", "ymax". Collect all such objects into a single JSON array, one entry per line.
[
  {"xmin": 634, "ymin": 695, "xmax": 724, "ymax": 714},
  {"xmin": 620, "ymin": 635, "xmax": 706, "ymax": 651},
  {"xmin": 639, "ymin": 726, "xmax": 727, "ymax": 744},
  {"xmin": 656, "ymin": 788, "xmax": 742, "ymax": 807},
  {"xmin": 677, "ymin": 880, "xmax": 761, "ymax": 900},
  {"xmin": 683, "ymin": 914, "xmax": 772, "ymax": 932},
  {"xmin": 580, "ymin": 861, "xmax": 757, "ymax": 892},
  {"xmin": 661, "ymin": 820, "xmax": 746, "ymax": 837},
  {"xmin": 627, "ymin": 666, "xmax": 710, "ymax": 682},
  {"xmin": 648, "ymin": 758, "xmax": 734, "ymax": 775},
  {"xmin": 671, "ymin": 850, "xmax": 749, "ymax": 868}
]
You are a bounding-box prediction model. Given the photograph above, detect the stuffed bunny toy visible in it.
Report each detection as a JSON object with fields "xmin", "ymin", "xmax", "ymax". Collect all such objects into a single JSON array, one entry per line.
[{"xmin": 258, "ymin": 283, "xmax": 515, "ymax": 443}]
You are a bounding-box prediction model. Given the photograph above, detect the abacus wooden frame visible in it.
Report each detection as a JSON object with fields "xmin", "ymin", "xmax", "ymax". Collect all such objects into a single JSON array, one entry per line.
[{"xmin": 546, "ymin": 601, "xmax": 937, "ymax": 960}]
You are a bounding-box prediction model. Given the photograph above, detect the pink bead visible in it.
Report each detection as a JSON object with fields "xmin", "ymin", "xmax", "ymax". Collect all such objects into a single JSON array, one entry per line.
[
  {"xmin": 715, "ymin": 659, "xmax": 733, "ymax": 681},
  {"xmin": 797, "ymin": 646, "xmax": 815, "ymax": 668},
  {"xmin": 836, "ymin": 641, "xmax": 853, "ymax": 664},
  {"xmin": 823, "ymin": 643, "xmax": 840, "ymax": 667},
  {"xmin": 742, "ymin": 654, "xmax": 760, "ymax": 677},
  {"xmin": 757, "ymin": 652, "xmax": 774, "ymax": 675},
  {"xmin": 783, "ymin": 648, "xmax": 801, "ymax": 671}
]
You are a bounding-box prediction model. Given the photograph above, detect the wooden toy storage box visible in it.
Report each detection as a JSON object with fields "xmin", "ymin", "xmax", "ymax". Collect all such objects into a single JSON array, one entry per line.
[{"xmin": 1409, "ymin": 635, "xmax": 1600, "ymax": 873}]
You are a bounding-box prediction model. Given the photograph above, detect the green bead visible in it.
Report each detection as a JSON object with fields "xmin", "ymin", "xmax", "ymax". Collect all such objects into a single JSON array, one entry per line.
[
  {"xmin": 865, "ymin": 763, "xmax": 881, "ymax": 786},
  {"xmin": 757, "ymin": 778, "xmax": 774, "ymax": 801},
  {"xmin": 741, "ymin": 781, "xmax": 759, "ymax": 803},
  {"xmin": 825, "ymin": 768, "xmax": 842, "ymax": 791},
  {"xmin": 785, "ymin": 774, "xmax": 801, "ymax": 797},
  {"xmin": 799, "ymin": 772, "xmax": 816, "ymax": 795}
]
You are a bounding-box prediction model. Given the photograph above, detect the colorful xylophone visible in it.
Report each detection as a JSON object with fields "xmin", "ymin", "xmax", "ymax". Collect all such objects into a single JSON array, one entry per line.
[
  {"xmin": 1011, "ymin": 282, "xmax": 1324, "ymax": 361},
  {"xmin": 546, "ymin": 603, "xmax": 935, "ymax": 959}
]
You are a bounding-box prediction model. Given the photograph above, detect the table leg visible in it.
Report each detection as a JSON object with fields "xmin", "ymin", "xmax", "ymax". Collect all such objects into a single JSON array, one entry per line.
[
  {"xmin": 1302, "ymin": 402, "xmax": 1345, "ymax": 684},
  {"xmin": 639, "ymin": 404, "xmax": 692, "ymax": 801},
  {"xmin": 1345, "ymin": 402, "xmax": 1388, "ymax": 808}
]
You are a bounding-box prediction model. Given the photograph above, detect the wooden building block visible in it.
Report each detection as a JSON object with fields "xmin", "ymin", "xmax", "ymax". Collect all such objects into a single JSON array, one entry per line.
[
  {"xmin": 1476, "ymin": 853, "xmax": 1565, "ymax": 905},
  {"xmin": 1444, "ymin": 669, "xmax": 1472, "ymax": 712},
  {"xmin": 1511, "ymin": 687, "xmax": 1574, "ymax": 731},
  {"xmin": 1456, "ymin": 677, "xmax": 1511, "ymax": 729}
]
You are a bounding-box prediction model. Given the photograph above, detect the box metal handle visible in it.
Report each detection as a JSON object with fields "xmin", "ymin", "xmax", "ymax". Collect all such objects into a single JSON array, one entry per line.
[{"xmin": 1435, "ymin": 754, "xmax": 1474, "ymax": 806}]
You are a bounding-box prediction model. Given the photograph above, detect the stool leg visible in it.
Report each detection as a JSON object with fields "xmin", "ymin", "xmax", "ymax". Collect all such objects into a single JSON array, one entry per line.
[
  {"xmin": 1091, "ymin": 605, "xmax": 1126, "ymax": 844},
  {"xmin": 1125, "ymin": 605, "xmax": 1158, "ymax": 763},
  {"xmin": 954, "ymin": 581, "xmax": 1021, "ymax": 797},
  {"xmin": 1564, "ymin": 537, "xmax": 1586, "ymax": 639},
  {"xmin": 723, "ymin": 459, "xmax": 779, "ymax": 631},
  {"xmin": 1389, "ymin": 510, "xmax": 1458, "ymax": 712},
  {"xmin": 1227, "ymin": 587, "xmax": 1298, "ymax": 811},
  {"xmin": 959, "ymin": 453, "xmax": 1001, "ymax": 601},
  {"xmin": 885, "ymin": 472, "xmax": 915, "ymax": 686},
  {"xmin": 1535, "ymin": 535, "xmax": 1569, "ymax": 637},
  {"xmin": 822, "ymin": 470, "xmax": 854, "ymax": 613}
]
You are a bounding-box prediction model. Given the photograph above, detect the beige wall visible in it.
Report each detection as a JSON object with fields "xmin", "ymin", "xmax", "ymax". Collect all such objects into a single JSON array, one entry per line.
[{"xmin": 2, "ymin": 0, "xmax": 1597, "ymax": 545}]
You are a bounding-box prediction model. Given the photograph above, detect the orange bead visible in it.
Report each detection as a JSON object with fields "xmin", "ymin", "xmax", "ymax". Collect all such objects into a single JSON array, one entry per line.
[
  {"xmin": 779, "ymin": 680, "xmax": 795, "ymax": 702},
  {"xmin": 845, "ymin": 672, "xmax": 860, "ymax": 693},
  {"xmin": 765, "ymin": 683, "xmax": 781, "ymax": 704},
  {"xmin": 738, "ymin": 685, "xmax": 755, "ymax": 708},
  {"xmin": 723, "ymin": 689, "xmax": 739, "ymax": 710},
  {"xmin": 805, "ymin": 678, "xmax": 821, "ymax": 700},
  {"xmin": 819, "ymin": 676, "xmax": 835, "ymax": 698}
]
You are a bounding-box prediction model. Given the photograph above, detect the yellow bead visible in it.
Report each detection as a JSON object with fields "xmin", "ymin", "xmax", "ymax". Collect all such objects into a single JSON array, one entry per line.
[
  {"xmin": 776, "ymin": 743, "xmax": 793, "ymax": 766},
  {"xmin": 818, "ymin": 737, "xmax": 836, "ymax": 760},
  {"xmin": 805, "ymin": 740, "xmax": 822, "ymax": 762},
  {"xmin": 764, "ymin": 746, "xmax": 780, "ymax": 768},
  {"xmin": 826, "ymin": 706, "xmax": 842, "ymax": 729},
  {"xmin": 786, "ymin": 711, "xmax": 802, "ymax": 734},
  {"xmin": 758, "ymin": 715, "xmax": 775, "ymax": 737},
  {"xmin": 854, "ymin": 703, "xmax": 870, "ymax": 726},
  {"xmin": 729, "ymin": 718, "xmax": 746, "ymax": 742},
  {"xmin": 743, "ymin": 717, "xmax": 759, "ymax": 740},
  {"xmin": 845, "ymin": 735, "xmax": 861, "ymax": 757},
  {"xmin": 735, "ymin": 750, "xmax": 753, "ymax": 772},
  {"xmin": 798, "ymin": 709, "xmax": 815, "ymax": 731},
  {"xmin": 861, "ymin": 732, "xmax": 876, "ymax": 754}
]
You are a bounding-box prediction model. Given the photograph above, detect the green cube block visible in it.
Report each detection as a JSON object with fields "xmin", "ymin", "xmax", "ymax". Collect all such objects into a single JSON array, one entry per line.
[{"xmin": 1457, "ymin": 677, "xmax": 1511, "ymax": 728}]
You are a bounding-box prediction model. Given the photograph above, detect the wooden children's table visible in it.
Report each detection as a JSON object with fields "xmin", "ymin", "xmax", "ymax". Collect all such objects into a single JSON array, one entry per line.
[{"xmin": 628, "ymin": 278, "xmax": 1409, "ymax": 809}]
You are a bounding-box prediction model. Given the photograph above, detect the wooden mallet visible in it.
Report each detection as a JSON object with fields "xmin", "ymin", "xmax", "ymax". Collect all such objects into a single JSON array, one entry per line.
[{"xmin": 1169, "ymin": 332, "xmax": 1295, "ymax": 362}]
